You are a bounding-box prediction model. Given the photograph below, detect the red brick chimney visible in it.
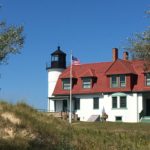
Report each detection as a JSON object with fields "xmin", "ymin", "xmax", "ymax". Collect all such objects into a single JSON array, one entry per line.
[
  {"xmin": 112, "ymin": 48, "xmax": 118, "ymax": 61},
  {"xmin": 123, "ymin": 51, "xmax": 129, "ymax": 60}
]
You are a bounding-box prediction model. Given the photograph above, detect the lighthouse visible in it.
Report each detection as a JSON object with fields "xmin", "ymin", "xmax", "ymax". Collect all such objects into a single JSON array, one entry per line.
[{"xmin": 46, "ymin": 46, "xmax": 66, "ymax": 112}]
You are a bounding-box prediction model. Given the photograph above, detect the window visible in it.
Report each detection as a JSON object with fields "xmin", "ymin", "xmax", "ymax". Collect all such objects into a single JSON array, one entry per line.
[
  {"xmin": 120, "ymin": 75, "xmax": 126, "ymax": 87},
  {"xmin": 112, "ymin": 96, "xmax": 127, "ymax": 109},
  {"xmin": 111, "ymin": 76, "xmax": 118, "ymax": 88},
  {"xmin": 115, "ymin": 116, "xmax": 122, "ymax": 122},
  {"xmin": 52, "ymin": 55, "xmax": 59, "ymax": 61},
  {"xmin": 75, "ymin": 98, "xmax": 80, "ymax": 110},
  {"xmin": 82, "ymin": 78, "xmax": 91, "ymax": 89},
  {"xmin": 112, "ymin": 97, "xmax": 117, "ymax": 108},
  {"xmin": 120, "ymin": 96, "xmax": 127, "ymax": 108},
  {"xmin": 146, "ymin": 73, "xmax": 150, "ymax": 86},
  {"xmin": 111, "ymin": 75, "xmax": 126, "ymax": 88},
  {"xmin": 93, "ymin": 97, "xmax": 99, "ymax": 109},
  {"xmin": 63, "ymin": 79, "xmax": 70, "ymax": 90}
]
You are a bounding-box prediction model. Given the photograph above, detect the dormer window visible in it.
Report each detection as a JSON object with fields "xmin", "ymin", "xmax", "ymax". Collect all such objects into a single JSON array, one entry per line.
[
  {"xmin": 82, "ymin": 77, "xmax": 91, "ymax": 89},
  {"xmin": 63, "ymin": 79, "xmax": 70, "ymax": 90},
  {"xmin": 62, "ymin": 78, "xmax": 77, "ymax": 90},
  {"xmin": 145, "ymin": 73, "xmax": 150, "ymax": 86},
  {"xmin": 111, "ymin": 75, "xmax": 126, "ymax": 88},
  {"xmin": 120, "ymin": 75, "xmax": 126, "ymax": 87},
  {"xmin": 111, "ymin": 75, "xmax": 118, "ymax": 88},
  {"xmin": 79, "ymin": 69, "xmax": 96, "ymax": 89}
]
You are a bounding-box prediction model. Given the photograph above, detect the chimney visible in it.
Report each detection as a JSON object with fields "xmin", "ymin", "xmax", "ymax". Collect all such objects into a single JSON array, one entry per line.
[
  {"xmin": 123, "ymin": 51, "xmax": 129, "ymax": 60},
  {"xmin": 112, "ymin": 48, "xmax": 118, "ymax": 61}
]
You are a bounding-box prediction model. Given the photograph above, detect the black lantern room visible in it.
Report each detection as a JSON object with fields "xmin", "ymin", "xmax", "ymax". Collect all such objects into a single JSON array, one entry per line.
[{"xmin": 51, "ymin": 46, "xmax": 66, "ymax": 69}]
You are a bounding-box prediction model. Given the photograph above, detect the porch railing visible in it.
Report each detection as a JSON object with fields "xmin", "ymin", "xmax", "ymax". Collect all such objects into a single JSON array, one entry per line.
[
  {"xmin": 36, "ymin": 108, "xmax": 79, "ymax": 121},
  {"xmin": 45, "ymin": 111, "xmax": 79, "ymax": 121}
]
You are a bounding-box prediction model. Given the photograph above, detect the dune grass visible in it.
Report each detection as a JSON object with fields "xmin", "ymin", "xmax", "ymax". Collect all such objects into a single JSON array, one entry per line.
[
  {"xmin": 0, "ymin": 101, "xmax": 150, "ymax": 150},
  {"xmin": 71, "ymin": 122, "xmax": 150, "ymax": 150}
]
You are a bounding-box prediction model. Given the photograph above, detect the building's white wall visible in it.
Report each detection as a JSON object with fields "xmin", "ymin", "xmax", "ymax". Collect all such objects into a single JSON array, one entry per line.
[
  {"xmin": 105, "ymin": 93, "xmax": 138, "ymax": 122},
  {"xmin": 47, "ymin": 92, "xmax": 144, "ymax": 122},
  {"xmin": 105, "ymin": 93, "xmax": 142, "ymax": 122},
  {"xmin": 48, "ymin": 68, "xmax": 64, "ymax": 97},
  {"xmin": 73, "ymin": 92, "xmax": 142, "ymax": 122},
  {"xmin": 74, "ymin": 94, "xmax": 103, "ymax": 121},
  {"xmin": 48, "ymin": 99, "xmax": 55, "ymax": 112},
  {"xmin": 47, "ymin": 68, "xmax": 64, "ymax": 111}
]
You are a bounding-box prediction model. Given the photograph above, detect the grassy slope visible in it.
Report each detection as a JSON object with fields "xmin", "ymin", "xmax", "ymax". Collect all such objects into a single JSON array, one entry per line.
[{"xmin": 0, "ymin": 101, "xmax": 150, "ymax": 150}]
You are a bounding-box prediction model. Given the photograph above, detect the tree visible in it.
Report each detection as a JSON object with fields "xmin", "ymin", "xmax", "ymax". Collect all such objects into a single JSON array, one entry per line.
[
  {"xmin": 126, "ymin": 29, "xmax": 150, "ymax": 61},
  {"xmin": 125, "ymin": 10, "xmax": 150, "ymax": 64},
  {"xmin": 0, "ymin": 21, "xmax": 24, "ymax": 63}
]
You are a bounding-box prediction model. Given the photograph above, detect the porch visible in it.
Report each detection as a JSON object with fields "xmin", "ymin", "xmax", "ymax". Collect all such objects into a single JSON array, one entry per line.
[{"xmin": 48, "ymin": 96, "xmax": 79, "ymax": 121}]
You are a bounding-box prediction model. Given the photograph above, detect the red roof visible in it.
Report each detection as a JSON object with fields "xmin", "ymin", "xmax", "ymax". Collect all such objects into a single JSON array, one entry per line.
[
  {"xmin": 106, "ymin": 59, "xmax": 136, "ymax": 75},
  {"xmin": 53, "ymin": 59, "xmax": 150, "ymax": 95},
  {"xmin": 79, "ymin": 68, "xmax": 96, "ymax": 77},
  {"xmin": 60, "ymin": 70, "xmax": 76, "ymax": 79}
]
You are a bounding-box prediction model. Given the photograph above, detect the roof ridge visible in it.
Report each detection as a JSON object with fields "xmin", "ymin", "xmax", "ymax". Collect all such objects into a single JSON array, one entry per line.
[
  {"xmin": 105, "ymin": 59, "xmax": 137, "ymax": 75},
  {"xmin": 75, "ymin": 61, "xmax": 112, "ymax": 66},
  {"xmin": 105, "ymin": 60, "xmax": 116, "ymax": 74}
]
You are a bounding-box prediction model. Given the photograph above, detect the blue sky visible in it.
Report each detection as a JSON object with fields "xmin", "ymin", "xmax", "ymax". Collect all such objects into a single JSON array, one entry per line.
[{"xmin": 0, "ymin": 0, "xmax": 149, "ymax": 109}]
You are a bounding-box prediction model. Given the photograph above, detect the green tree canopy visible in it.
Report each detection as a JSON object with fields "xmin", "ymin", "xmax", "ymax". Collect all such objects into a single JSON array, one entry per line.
[
  {"xmin": 125, "ymin": 10, "xmax": 150, "ymax": 63},
  {"xmin": 126, "ymin": 29, "xmax": 150, "ymax": 61},
  {"xmin": 0, "ymin": 21, "xmax": 24, "ymax": 63}
]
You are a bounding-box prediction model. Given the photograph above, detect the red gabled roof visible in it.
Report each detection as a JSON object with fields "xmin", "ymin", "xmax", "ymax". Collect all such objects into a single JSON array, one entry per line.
[
  {"xmin": 130, "ymin": 60, "xmax": 150, "ymax": 92},
  {"xmin": 53, "ymin": 59, "xmax": 150, "ymax": 96},
  {"xmin": 79, "ymin": 68, "xmax": 96, "ymax": 77},
  {"xmin": 106, "ymin": 59, "xmax": 136, "ymax": 75},
  {"xmin": 53, "ymin": 62, "xmax": 112, "ymax": 95}
]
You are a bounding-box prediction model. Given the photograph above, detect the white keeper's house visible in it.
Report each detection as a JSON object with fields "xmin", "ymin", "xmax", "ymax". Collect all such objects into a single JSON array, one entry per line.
[{"xmin": 46, "ymin": 46, "xmax": 150, "ymax": 123}]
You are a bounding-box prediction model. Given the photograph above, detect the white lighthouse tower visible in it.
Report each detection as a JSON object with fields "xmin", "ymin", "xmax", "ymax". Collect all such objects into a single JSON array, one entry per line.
[{"xmin": 46, "ymin": 46, "xmax": 66, "ymax": 112}]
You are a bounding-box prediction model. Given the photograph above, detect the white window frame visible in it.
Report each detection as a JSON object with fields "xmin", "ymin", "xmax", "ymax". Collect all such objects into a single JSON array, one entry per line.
[
  {"xmin": 63, "ymin": 79, "xmax": 70, "ymax": 90},
  {"xmin": 120, "ymin": 75, "xmax": 126, "ymax": 87},
  {"xmin": 112, "ymin": 97, "xmax": 117, "ymax": 108},
  {"xmin": 93, "ymin": 97, "xmax": 99, "ymax": 109},
  {"xmin": 146, "ymin": 73, "xmax": 150, "ymax": 86},
  {"xmin": 112, "ymin": 95, "xmax": 127, "ymax": 109},
  {"xmin": 110, "ymin": 75, "xmax": 126, "ymax": 88},
  {"xmin": 82, "ymin": 77, "xmax": 91, "ymax": 89},
  {"xmin": 120, "ymin": 96, "xmax": 127, "ymax": 108},
  {"xmin": 111, "ymin": 75, "xmax": 118, "ymax": 88}
]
